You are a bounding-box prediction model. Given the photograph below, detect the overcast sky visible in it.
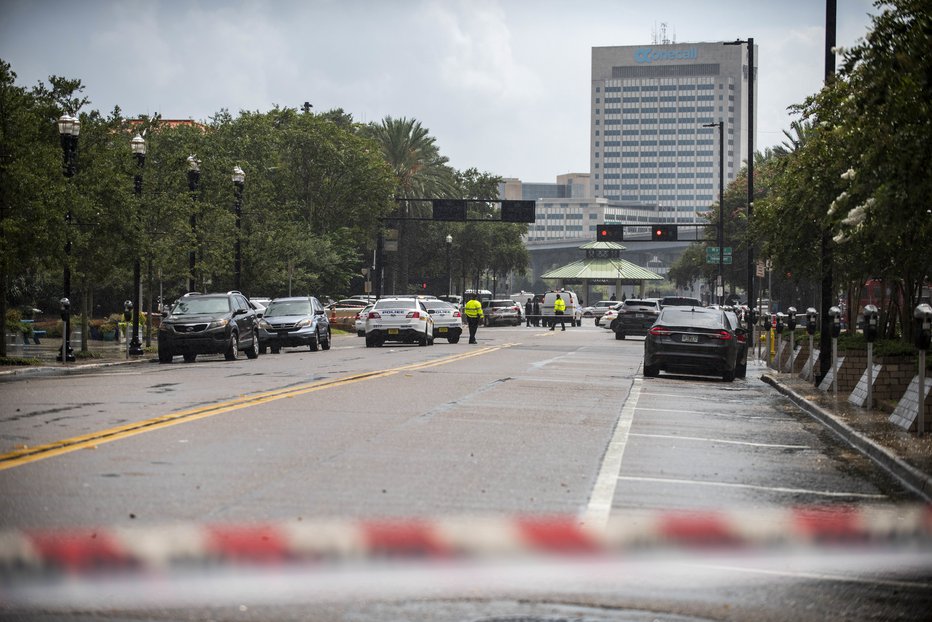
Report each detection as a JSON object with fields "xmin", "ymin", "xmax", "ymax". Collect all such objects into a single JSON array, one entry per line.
[{"xmin": 2, "ymin": 0, "xmax": 878, "ymax": 182}]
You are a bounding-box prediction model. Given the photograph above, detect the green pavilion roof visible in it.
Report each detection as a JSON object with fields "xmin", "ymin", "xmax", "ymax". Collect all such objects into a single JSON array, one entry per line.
[
  {"xmin": 577, "ymin": 241, "xmax": 626, "ymax": 251},
  {"xmin": 541, "ymin": 257, "xmax": 663, "ymax": 283}
]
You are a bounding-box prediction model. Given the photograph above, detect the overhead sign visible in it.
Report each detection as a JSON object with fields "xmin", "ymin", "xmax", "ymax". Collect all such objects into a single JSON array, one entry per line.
[
  {"xmin": 432, "ymin": 199, "xmax": 467, "ymax": 221},
  {"xmin": 706, "ymin": 247, "xmax": 733, "ymax": 264},
  {"xmin": 501, "ymin": 200, "xmax": 536, "ymax": 223}
]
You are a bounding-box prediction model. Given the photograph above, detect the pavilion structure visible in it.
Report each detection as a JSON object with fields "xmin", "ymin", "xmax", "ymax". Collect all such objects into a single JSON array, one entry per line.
[{"xmin": 539, "ymin": 241, "xmax": 664, "ymax": 303}]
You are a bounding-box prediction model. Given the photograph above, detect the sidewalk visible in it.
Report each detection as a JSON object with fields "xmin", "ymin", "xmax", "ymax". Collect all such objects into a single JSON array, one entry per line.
[
  {"xmin": 0, "ymin": 338, "xmax": 152, "ymax": 377},
  {"xmin": 759, "ymin": 362, "xmax": 932, "ymax": 502}
]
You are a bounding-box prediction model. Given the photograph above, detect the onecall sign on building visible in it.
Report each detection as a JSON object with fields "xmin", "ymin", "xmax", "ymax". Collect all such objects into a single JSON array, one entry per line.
[{"xmin": 634, "ymin": 47, "xmax": 699, "ymax": 63}]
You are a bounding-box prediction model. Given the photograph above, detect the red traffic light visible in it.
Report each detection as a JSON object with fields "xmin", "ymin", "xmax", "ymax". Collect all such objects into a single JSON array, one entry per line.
[
  {"xmin": 597, "ymin": 224, "xmax": 624, "ymax": 241},
  {"xmin": 651, "ymin": 225, "xmax": 678, "ymax": 241}
]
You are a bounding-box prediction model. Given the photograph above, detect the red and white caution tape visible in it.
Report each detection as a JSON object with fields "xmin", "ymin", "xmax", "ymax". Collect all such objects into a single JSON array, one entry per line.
[{"xmin": 1, "ymin": 505, "xmax": 930, "ymax": 575}]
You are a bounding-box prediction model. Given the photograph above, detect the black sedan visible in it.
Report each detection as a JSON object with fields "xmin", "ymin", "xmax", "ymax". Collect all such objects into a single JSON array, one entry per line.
[{"xmin": 643, "ymin": 306, "xmax": 738, "ymax": 381}]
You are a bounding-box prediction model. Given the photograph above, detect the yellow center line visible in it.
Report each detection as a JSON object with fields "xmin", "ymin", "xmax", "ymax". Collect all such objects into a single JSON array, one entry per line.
[{"xmin": 0, "ymin": 345, "xmax": 511, "ymax": 471}]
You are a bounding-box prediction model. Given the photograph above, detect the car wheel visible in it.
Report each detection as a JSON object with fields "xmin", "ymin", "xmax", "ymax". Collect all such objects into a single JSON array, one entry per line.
[
  {"xmin": 309, "ymin": 330, "xmax": 319, "ymax": 352},
  {"xmin": 158, "ymin": 348, "xmax": 173, "ymax": 363},
  {"xmin": 643, "ymin": 363, "xmax": 659, "ymax": 377},
  {"xmin": 259, "ymin": 345, "xmax": 267, "ymax": 355},
  {"xmin": 321, "ymin": 329, "xmax": 332, "ymax": 351},
  {"xmin": 183, "ymin": 353, "xmax": 197, "ymax": 363},
  {"xmin": 448, "ymin": 336, "xmax": 459, "ymax": 344},
  {"xmin": 357, "ymin": 330, "xmax": 365, "ymax": 337},
  {"xmin": 615, "ymin": 330, "xmax": 625, "ymax": 340},
  {"xmin": 735, "ymin": 362, "xmax": 747, "ymax": 378},
  {"xmin": 419, "ymin": 332, "xmax": 428, "ymax": 346},
  {"xmin": 365, "ymin": 335, "xmax": 375, "ymax": 348},
  {"xmin": 271, "ymin": 345, "xmax": 281, "ymax": 354},
  {"xmin": 245, "ymin": 336, "xmax": 259, "ymax": 359},
  {"xmin": 224, "ymin": 333, "xmax": 239, "ymax": 360},
  {"xmin": 722, "ymin": 369, "xmax": 735, "ymax": 382}
]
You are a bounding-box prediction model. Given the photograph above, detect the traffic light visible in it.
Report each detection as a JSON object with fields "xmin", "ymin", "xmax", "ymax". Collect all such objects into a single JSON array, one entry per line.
[
  {"xmin": 597, "ymin": 224, "xmax": 624, "ymax": 241},
  {"xmin": 651, "ymin": 225, "xmax": 678, "ymax": 241},
  {"xmin": 432, "ymin": 199, "xmax": 467, "ymax": 221}
]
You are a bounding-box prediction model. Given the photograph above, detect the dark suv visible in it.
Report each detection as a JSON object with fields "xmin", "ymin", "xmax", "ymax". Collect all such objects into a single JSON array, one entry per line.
[
  {"xmin": 158, "ymin": 292, "xmax": 260, "ymax": 363},
  {"xmin": 258, "ymin": 296, "xmax": 331, "ymax": 353}
]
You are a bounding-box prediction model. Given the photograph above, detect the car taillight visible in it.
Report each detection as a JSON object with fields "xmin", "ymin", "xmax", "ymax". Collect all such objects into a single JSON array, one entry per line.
[
  {"xmin": 736, "ymin": 333, "xmax": 747, "ymax": 343},
  {"xmin": 709, "ymin": 330, "xmax": 733, "ymax": 341},
  {"xmin": 406, "ymin": 311, "xmax": 420, "ymax": 319},
  {"xmin": 649, "ymin": 326, "xmax": 671, "ymax": 337},
  {"xmin": 368, "ymin": 311, "xmax": 381, "ymax": 319},
  {"xmin": 453, "ymin": 311, "xmax": 462, "ymax": 318}
]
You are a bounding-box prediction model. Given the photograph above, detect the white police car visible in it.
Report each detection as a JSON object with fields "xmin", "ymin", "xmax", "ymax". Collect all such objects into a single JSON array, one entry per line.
[{"xmin": 364, "ymin": 297, "xmax": 434, "ymax": 347}]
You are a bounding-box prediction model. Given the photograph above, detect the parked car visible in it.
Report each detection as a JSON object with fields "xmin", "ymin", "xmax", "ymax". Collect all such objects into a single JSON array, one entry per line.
[
  {"xmin": 423, "ymin": 299, "xmax": 463, "ymax": 343},
  {"xmin": 249, "ymin": 297, "xmax": 271, "ymax": 317},
  {"xmin": 659, "ymin": 296, "xmax": 703, "ymax": 308},
  {"xmin": 614, "ymin": 298, "xmax": 661, "ymax": 340},
  {"xmin": 258, "ymin": 296, "xmax": 331, "ymax": 353},
  {"xmin": 723, "ymin": 309, "xmax": 749, "ymax": 378},
  {"xmin": 365, "ymin": 297, "xmax": 434, "ymax": 347},
  {"xmin": 643, "ymin": 306, "xmax": 738, "ymax": 381},
  {"xmin": 482, "ymin": 299, "xmax": 522, "ymax": 326},
  {"xmin": 158, "ymin": 291, "xmax": 260, "ymax": 363},
  {"xmin": 354, "ymin": 304, "xmax": 374, "ymax": 336},
  {"xmin": 541, "ymin": 290, "xmax": 583, "ymax": 327},
  {"xmin": 582, "ymin": 300, "xmax": 619, "ymax": 319}
]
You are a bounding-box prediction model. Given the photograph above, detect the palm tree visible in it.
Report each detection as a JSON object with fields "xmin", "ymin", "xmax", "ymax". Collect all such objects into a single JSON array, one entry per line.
[
  {"xmin": 363, "ymin": 117, "xmax": 456, "ymax": 290},
  {"xmin": 774, "ymin": 119, "xmax": 813, "ymax": 156}
]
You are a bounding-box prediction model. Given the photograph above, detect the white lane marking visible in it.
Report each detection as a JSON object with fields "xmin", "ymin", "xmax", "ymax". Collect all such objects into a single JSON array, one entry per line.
[
  {"xmin": 581, "ymin": 377, "xmax": 642, "ymax": 530},
  {"xmin": 628, "ymin": 433, "xmax": 811, "ymax": 450},
  {"xmin": 635, "ymin": 407, "xmax": 785, "ymax": 421},
  {"xmin": 690, "ymin": 564, "xmax": 932, "ymax": 590},
  {"xmin": 617, "ymin": 475, "xmax": 888, "ymax": 500}
]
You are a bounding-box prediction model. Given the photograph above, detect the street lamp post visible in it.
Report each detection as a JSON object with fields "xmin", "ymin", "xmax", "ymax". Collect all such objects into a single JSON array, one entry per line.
[
  {"xmin": 187, "ymin": 155, "xmax": 201, "ymax": 292},
  {"xmin": 724, "ymin": 38, "xmax": 755, "ymax": 314},
  {"xmin": 56, "ymin": 114, "xmax": 80, "ymax": 363},
  {"xmin": 445, "ymin": 234, "xmax": 453, "ymax": 295},
  {"xmin": 129, "ymin": 134, "xmax": 146, "ymax": 356},
  {"xmin": 703, "ymin": 120, "xmax": 725, "ymax": 305},
  {"xmin": 232, "ymin": 166, "xmax": 245, "ymax": 291}
]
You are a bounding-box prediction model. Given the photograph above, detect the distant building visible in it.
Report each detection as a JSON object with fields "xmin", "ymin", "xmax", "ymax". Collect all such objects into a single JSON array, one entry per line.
[{"xmin": 590, "ymin": 41, "xmax": 757, "ymax": 225}]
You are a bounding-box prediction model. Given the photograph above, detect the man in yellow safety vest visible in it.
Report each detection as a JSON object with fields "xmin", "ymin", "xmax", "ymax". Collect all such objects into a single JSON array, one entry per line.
[
  {"xmin": 463, "ymin": 294, "xmax": 484, "ymax": 344},
  {"xmin": 552, "ymin": 294, "xmax": 566, "ymax": 331}
]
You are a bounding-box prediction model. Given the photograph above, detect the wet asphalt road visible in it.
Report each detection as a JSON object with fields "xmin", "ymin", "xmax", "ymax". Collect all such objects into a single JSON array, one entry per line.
[{"xmin": 0, "ymin": 322, "xmax": 929, "ymax": 620}]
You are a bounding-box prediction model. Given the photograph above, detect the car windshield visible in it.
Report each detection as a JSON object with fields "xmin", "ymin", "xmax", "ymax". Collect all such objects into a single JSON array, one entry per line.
[
  {"xmin": 488, "ymin": 300, "xmax": 513, "ymax": 308},
  {"xmin": 265, "ymin": 300, "xmax": 312, "ymax": 316},
  {"xmin": 624, "ymin": 300, "xmax": 656, "ymax": 308},
  {"xmin": 660, "ymin": 308, "xmax": 723, "ymax": 329},
  {"xmin": 171, "ymin": 297, "xmax": 230, "ymax": 315}
]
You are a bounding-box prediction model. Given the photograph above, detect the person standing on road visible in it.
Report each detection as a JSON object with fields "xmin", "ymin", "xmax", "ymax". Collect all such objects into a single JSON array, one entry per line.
[
  {"xmin": 552, "ymin": 294, "xmax": 566, "ymax": 331},
  {"xmin": 525, "ymin": 299, "xmax": 533, "ymax": 327},
  {"xmin": 532, "ymin": 297, "xmax": 541, "ymax": 327},
  {"xmin": 464, "ymin": 294, "xmax": 484, "ymax": 344}
]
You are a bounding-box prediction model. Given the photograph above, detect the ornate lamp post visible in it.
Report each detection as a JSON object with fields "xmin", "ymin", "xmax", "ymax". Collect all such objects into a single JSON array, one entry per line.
[
  {"xmin": 446, "ymin": 234, "xmax": 453, "ymax": 295},
  {"xmin": 128, "ymin": 133, "xmax": 146, "ymax": 356},
  {"xmin": 56, "ymin": 113, "xmax": 80, "ymax": 362},
  {"xmin": 187, "ymin": 155, "xmax": 201, "ymax": 292},
  {"xmin": 232, "ymin": 166, "xmax": 245, "ymax": 291}
]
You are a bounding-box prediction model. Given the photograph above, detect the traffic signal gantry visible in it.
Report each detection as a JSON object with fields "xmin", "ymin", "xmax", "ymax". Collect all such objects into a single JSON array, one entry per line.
[{"xmin": 596, "ymin": 223, "xmax": 689, "ymax": 242}]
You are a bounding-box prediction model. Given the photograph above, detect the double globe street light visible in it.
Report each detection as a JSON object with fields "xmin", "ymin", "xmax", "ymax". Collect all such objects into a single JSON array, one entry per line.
[
  {"xmin": 232, "ymin": 165, "xmax": 246, "ymax": 291},
  {"xmin": 128, "ymin": 133, "xmax": 147, "ymax": 356}
]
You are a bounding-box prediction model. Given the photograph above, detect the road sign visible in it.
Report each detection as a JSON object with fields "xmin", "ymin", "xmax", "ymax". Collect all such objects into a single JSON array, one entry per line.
[
  {"xmin": 756, "ymin": 261, "xmax": 766, "ymax": 278},
  {"xmin": 707, "ymin": 247, "xmax": 733, "ymax": 265}
]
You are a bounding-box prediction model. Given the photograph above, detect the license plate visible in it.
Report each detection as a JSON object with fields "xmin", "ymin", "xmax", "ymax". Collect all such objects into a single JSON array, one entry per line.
[
  {"xmin": 388, "ymin": 329, "xmax": 399, "ymax": 335},
  {"xmin": 278, "ymin": 331, "xmax": 288, "ymax": 338},
  {"xmin": 438, "ymin": 327, "xmax": 448, "ymax": 333},
  {"xmin": 682, "ymin": 334, "xmax": 699, "ymax": 343},
  {"xmin": 635, "ymin": 313, "xmax": 644, "ymax": 318}
]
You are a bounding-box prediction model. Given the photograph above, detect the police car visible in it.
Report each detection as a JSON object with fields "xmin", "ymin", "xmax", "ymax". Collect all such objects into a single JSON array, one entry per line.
[{"xmin": 364, "ymin": 297, "xmax": 434, "ymax": 347}]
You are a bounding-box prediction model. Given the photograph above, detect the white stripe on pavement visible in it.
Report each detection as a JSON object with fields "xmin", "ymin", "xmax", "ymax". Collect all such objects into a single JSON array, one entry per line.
[
  {"xmin": 617, "ymin": 475, "xmax": 888, "ymax": 500},
  {"xmin": 628, "ymin": 433, "xmax": 811, "ymax": 450}
]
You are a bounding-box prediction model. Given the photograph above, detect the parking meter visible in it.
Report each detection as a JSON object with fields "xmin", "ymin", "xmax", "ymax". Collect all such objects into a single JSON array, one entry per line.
[
  {"xmin": 787, "ymin": 307, "xmax": 798, "ymax": 332},
  {"xmin": 828, "ymin": 306, "xmax": 842, "ymax": 338},
  {"xmin": 123, "ymin": 300, "xmax": 133, "ymax": 323},
  {"xmin": 915, "ymin": 303, "xmax": 932, "ymax": 351},
  {"xmin": 749, "ymin": 309, "xmax": 759, "ymax": 326},
  {"xmin": 863, "ymin": 305, "xmax": 880, "ymax": 343},
  {"xmin": 59, "ymin": 297, "xmax": 71, "ymax": 322},
  {"xmin": 775, "ymin": 312, "xmax": 786, "ymax": 335},
  {"xmin": 806, "ymin": 308, "xmax": 818, "ymax": 336}
]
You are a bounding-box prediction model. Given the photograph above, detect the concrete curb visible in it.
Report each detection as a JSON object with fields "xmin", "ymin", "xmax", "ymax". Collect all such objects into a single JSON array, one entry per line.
[
  {"xmin": 0, "ymin": 357, "xmax": 151, "ymax": 380},
  {"xmin": 762, "ymin": 373, "xmax": 932, "ymax": 503}
]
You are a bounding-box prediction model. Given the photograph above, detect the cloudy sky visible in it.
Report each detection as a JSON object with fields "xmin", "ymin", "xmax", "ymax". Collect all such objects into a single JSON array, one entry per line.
[{"xmin": 2, "ymin": 0, "xmax": 878, "ymax": 182}]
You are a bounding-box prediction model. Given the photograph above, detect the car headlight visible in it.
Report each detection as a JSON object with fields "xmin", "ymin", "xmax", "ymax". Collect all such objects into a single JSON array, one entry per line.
[
  {"xmin": 295, "ymin": 318, "xmax": 312, "ymax": 328},
  {"xmin": 208, "ymin": 318, "xmax": 230, "ymax": 330},
  {"xmin": 259, "ymin": 319, "xmax": 271, "ymax": 329}
]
